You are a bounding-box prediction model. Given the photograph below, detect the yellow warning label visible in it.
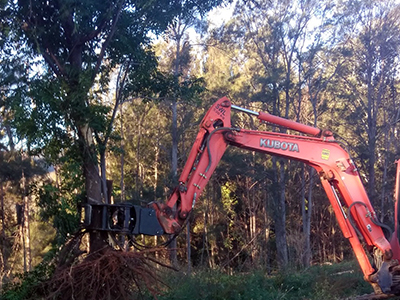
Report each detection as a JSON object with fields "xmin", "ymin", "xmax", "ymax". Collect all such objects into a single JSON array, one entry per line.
[{"xmin": 321, "ymin": 149, "xmax": 330, "ymax": 160}]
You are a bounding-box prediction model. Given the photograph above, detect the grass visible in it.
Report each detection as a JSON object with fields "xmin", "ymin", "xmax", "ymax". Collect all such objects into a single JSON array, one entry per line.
[{"xmin": 147, "ymin": 260, "xmax": 373, "ymax": 300}]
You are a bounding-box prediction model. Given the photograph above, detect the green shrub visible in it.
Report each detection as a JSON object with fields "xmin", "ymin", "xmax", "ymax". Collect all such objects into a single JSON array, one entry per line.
[{"xmin": 148, "ymin": 260, "xmax": 371, "ymax": 300}]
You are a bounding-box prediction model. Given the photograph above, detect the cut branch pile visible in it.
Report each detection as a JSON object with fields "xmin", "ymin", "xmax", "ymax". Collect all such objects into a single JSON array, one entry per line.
[{"xmin": 41, "ymin": 247, "xmax": 172, "ymax": 300}]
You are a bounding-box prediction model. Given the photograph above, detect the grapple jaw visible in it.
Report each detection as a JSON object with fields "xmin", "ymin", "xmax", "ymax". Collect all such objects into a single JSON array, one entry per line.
[{"xmin": 80, "ymin": 203, "xmax": 164, "ymax": 236}]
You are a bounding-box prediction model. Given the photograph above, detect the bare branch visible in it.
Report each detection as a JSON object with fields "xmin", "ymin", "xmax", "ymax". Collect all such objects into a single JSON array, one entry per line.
[
  {"xmin": 41, "ymin": 49, "xmax": 66, "ymax": 78},
  {"xmin": 92, "ymin": 0, "xmax": 125, "ymax": 83}
]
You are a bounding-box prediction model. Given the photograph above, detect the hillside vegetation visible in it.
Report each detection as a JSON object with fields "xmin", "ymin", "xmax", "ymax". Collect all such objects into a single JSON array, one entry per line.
[{"xmin": 145, "ymin": 261, "xmax": 371, "ymax": 300}]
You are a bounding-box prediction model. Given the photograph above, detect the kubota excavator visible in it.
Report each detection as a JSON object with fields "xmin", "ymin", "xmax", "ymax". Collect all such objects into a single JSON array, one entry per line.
[{"xmin": 83, "ymin": 97, "xmax": 400, "ymax": 298}]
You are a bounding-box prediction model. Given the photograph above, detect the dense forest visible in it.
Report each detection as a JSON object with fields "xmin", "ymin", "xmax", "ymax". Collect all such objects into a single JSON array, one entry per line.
[{"xmin": 1, "ymin": 0, "xmax": 400, "ymax": 298}]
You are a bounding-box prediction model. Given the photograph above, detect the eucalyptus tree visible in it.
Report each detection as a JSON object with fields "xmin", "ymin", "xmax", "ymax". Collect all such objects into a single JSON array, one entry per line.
[
  {"xmin": 155, "ymin": 0, "xmax": 229, "ymax": 267},
  {"xmin": 4, "ymin": 0, "xmax": 226, "ymax": 252},
  {"xmin": 292, "ymin": 0, "xmax": 345, "ymax": 267},
  {"xmin": 201, "ymin": 0, "xmax": 341, "ymax": 269},
  {"xmin": 200, "ymin": 0, "xmax": 286, "ymax": 269},
  {"xmin": 220, "ymin": 0, "xmax": 320, "ymax": 269},
  {"xmin": 332, "ymin": 0, "xmax": 400, "ymax": 214}
]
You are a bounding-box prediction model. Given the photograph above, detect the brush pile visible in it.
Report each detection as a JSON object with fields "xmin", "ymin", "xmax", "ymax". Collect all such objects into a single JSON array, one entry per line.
[{"xmin": 41, "ymin": 243, "xmax": 171, "ymax": 300}]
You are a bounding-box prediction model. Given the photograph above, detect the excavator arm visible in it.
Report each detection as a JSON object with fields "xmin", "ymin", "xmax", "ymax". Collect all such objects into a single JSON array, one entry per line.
[
  {"xmin": 149, "ymin": 97, "xmax": 400, "ymax": 295},
  {"xmin": 83, "ymin": 97, "xmax": 400, "ymax": 296}
]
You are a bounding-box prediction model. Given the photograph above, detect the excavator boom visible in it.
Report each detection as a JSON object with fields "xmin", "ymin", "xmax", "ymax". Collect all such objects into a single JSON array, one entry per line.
[{"xmin": 83, "ymin": 97, "xmax": 400, "ymax": 296}]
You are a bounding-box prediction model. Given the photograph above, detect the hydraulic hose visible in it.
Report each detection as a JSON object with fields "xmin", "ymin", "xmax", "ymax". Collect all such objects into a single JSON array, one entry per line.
[{"xmin": 348, "ymin": 201, "xmax": 393, "ymax": 242}]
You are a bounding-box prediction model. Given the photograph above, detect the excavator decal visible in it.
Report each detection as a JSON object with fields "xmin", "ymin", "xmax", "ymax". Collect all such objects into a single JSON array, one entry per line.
[
  {"xmin": 213, "ymin": 103, "xmax": 227, "ymax": 118},
  {"xmin": 321, "ymin": 149, "xmax": 330, "ymax": 160},
  {"xmin": 259, "ymin": 138, "xmax": 299, "ymax": 151}
]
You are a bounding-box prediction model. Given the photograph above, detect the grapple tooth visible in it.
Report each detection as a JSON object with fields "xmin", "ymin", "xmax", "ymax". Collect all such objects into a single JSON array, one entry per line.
[{"xmin": 374, "ymin": 261, "xmax": 393, "ymax": 293}]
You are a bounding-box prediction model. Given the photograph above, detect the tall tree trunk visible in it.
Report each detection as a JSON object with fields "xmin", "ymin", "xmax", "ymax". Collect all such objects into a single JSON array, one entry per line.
[
  {"xmin": 0, "ymin": 181, "xmax": 4, "ymax": 289},
  {"xmin": 247, "ymin": 176, "xmax": 257, "ymax": 262},
  {"xmin": 24, "ymin": 191, "xmax": 31, "ymax": 272},
  {"xmin": 272, "ymin": 157, "xmax": 288, "ymax": 269},
  {"xmin": 303, "ymin": 168, "xmax": 314, "ymax": 267},
  {"xmin": 209, "ymin": 182, "xmax": 217, "ymax": 268},
  {"xmin": 120, "ymin": 103, "xmax": 125, "ymax": 202},
  {"xmin": 135, "ymin": 116, "xmax": 142, "ymax": 201},
  {"xmin": 168, "ymin": 23, "xmax": 182, "ymax": 268},
  {"xmin": 169, "ymin": 99, "xmax": 178, "ymax": 267},
  {"xmin": 186, "ymin": 219, "xmax": 191, "ymax": 273},
  {"xmin": 302, "ymin": 102, "xmax": 318, "ymax": 267},
  {"xmin": 201, "ymin": 185, "xmax": 210, "ymax": 266},
  {"xmin": 78, "ymin": 128, "xmax": 106, "ymax": 252},
  {"xmin": 366, "ymin": 46, "xmax": 377, "ymax": 204},
  {"xmin": 154, "ymin": 147, "xmax": 159, "ymax": 200},
  {"xmin": 153, "ymin": 116, "xmax": 160, "ymax": 259},
  {"xmin": 300, "ymin": 165, "xmax": 307, "ymax": 266},
  {"xmin": 380, "ymin": 148, "xmax": 388, "ymax": 220},
  {"xmin": 263, "ymin": 192, "xmax": 271, "ymax": 274},
  {"xmin": 21, "ymin": 169, "xmax": 31, "ymax": 272},
  {"xmin": 100, "ymin": 152, "xmax": 108, "ymax": 204},
  {"xmin": 0, "ymin": 181, "xmax": 4, "ymax": 255}
]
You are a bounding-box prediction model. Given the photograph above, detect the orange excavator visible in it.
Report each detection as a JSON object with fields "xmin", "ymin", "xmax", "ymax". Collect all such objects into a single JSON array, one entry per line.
[{"xmin": 83, "ymin": 97, "xmax": 400, "ymax": 297}]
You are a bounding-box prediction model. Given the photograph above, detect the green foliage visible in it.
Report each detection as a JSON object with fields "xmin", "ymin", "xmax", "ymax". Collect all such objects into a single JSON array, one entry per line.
[
  {"xmin": 36, "ymin": 183, "xmax": 80, "ymax": 245},
  {"xmin": 221, "ymin": 182, "xmax": 238, "ymax": 217},
  {"xmin": 1, "ymin": 260, "xmax": 55, "ymax": 300},
  {"xmin": 221, "ymin": 182, "xmax": 239, "ymax": 250},
  {"xmin": 0, "ymin": 152, "xmax": 44, "ymax": 182},
  {"xmin": 29, "ymin": 143, "xmax": 84, "ymax": 246},
  {"xmin": 9, "ymin": 75, "xmax": 66, "ymax": 150},
  {"xmin": 143, "ymin": 261, "xmax": 371, "ymax": 300}
]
